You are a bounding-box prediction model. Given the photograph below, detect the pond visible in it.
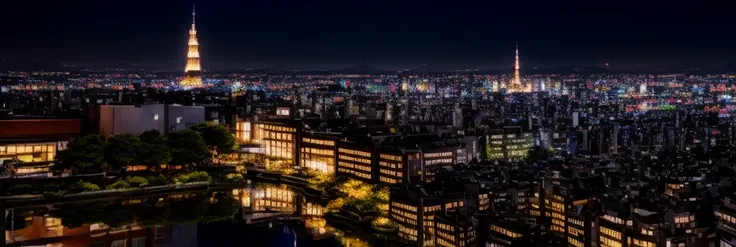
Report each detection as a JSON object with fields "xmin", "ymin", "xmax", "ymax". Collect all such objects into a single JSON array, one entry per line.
[{"xmin": 4, "ymin": 183, "xmax": 379, "ymax": 247}]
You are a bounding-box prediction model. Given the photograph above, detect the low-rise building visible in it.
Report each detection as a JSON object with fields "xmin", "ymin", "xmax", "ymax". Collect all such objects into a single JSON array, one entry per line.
[
  {"xmin": 98, "ymin": 104, "xmax": 204, "ymax": 137},
  {"xmin": 300, "ymin": 134, "xmax": 337, "ymax": 174},
  {"xmin": 390, "ymin": 185, "xmax": 466, "ymax": 246},
  {"xmin": 337, "ymin": 140, "xmax": 375, "ymax": 182},
  {"xmin": 435, "ymin": 211, "xmax": 476, "ymax": 247},
  {"xmin": 486, "ymin": 217, "xmax": 535, "ymax": 247},
  {"xmin": 0, "ymin": 118, "xmax": 81, "ymax": 175},
  {"xmin": 378, "ymin": 150, "xmax": 404, "ymax": 185}
]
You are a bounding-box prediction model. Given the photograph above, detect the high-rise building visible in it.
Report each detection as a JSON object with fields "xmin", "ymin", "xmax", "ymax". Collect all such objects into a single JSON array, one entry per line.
[{"xmin": 180, "ymin": 6, "xmax": 203, "ymax": 87}]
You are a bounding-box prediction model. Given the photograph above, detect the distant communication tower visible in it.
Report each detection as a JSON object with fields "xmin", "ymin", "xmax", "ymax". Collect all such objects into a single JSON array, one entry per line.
[
  {"xmin": 180, "ymin": 5, "xmax": 203, "ymax": 87},
  {"xmin": 508, "ymin": 42, "xmax": 531, "ymax": 93}
]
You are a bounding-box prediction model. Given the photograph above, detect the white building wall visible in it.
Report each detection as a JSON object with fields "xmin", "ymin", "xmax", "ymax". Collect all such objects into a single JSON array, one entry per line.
[
  {"xmin": 167, "ymin": 105, "xmax": 205, "ymax": 132},
  {"xmin": 99, "ymin": 104, "xmax": 204, "ymax": 136}
]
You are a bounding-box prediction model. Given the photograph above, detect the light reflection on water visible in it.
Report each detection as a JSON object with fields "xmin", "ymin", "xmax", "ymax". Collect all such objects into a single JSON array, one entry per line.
[
  {"xmin": 5, "ymin": 183, "xmax": 371, "ymax": 247},
  {"xmin": 234, "ymin": 184, "xmax": 370, "ymax": 247}
]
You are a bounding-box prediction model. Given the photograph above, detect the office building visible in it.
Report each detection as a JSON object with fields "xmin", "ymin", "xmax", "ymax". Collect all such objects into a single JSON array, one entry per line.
[
  {"xmin": 300, "ymin": 135, "xmax": 337, "ymax": 174},
  {"xmin": 378, "ymin": 150, "xmax": 404, "ymax": 185},
  {"xmin": 337, "ymin": 141, "xmax": 374, "ymax": 181}
]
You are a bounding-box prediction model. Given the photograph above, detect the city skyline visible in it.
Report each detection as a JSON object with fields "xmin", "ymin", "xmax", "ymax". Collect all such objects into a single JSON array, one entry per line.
[
  {"xmin": 2, "ymin": 1, "xmax": 736, "ymax": 71},
  {"xmin": 4, "ymin": 2, "xmax": 736, "ymax": 243}
]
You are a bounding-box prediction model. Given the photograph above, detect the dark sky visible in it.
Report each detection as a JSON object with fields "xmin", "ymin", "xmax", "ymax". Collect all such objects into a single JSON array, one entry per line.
[{"xmin": 2, "ymin": 0, "xmax": 736, "ymax": 70}]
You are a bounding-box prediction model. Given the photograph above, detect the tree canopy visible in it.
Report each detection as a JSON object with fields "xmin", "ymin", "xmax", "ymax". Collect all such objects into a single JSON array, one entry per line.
[
  {"xmin": 166, "ymin": 129, "xmax": 212, "ymax": 166},
  {"xmin": 104, "ymin": 134, "xmax": 142, "ymax": 171},
  {"xmin": 138, "ymin": 130, "xmax": 172, "ymax": 167},
  {"xmin": 53, "ymin": 125, "xmax": 236, "ymax": 174},
  {"xmin": 54, "ymin": 134, "xmax": 106, "ymax": 173},
  {"xmin": 140, "ymin": 129, "xmax": 166, "ymax": 145},
  {"xmin": 190, "ymin": 123, "xmax": 237, "ymax": 155}
]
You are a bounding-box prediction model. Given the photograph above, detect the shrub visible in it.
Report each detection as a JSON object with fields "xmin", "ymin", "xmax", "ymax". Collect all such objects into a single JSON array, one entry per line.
[
  {"xmin": 126, "ymin": 176, "xmax": 149, "ymax": 187},
  {"xmin": 326, "ymin": 197, "xmax": 345, "ymax": 212},
  {"xmin": 106, "ymin": 180, "xmax": 132, "ymax": 190},
  {"xmin": 371, "ymin": 217, "xmax": 397, "ymax": 228},
  {"xmin": 225, "ymin": 173, "xmax": 245, "ymax": 183},
  {"xmin": 189, "ymin": 171, "xmax": 212, "ymax": 182},
  {"xmin": 42, "ymin": 191, "xmax": 67, "ymax": 200},
  {"xmin": 308, "ymin": 172, "xmax": 337, "ymax": 192},
  {"xmin": 174, "ymin": 171, "xmax": 212, "ymax": 184},
  {"xmin": 11, "ymin": 184, "xmax": 33, "ymax": 189},
  {"xmin": 76, "ymin": 181, "xmax": 101, "ymax": 192},
  {"xmin": 147, "ymin": 174, "xmax": 168, "ymax": 186},
  {"xmin": 348, "ymin": 198, "xmax": 377, "ymax": 212}
]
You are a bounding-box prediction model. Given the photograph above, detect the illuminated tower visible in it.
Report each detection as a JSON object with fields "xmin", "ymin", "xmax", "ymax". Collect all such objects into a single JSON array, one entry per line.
[
  {"xmin": 513, "ymin": 42, "xmax": 521, "ymax": 88},
  {"xmin": 509, "ymin": 42, "xmax": 531, "ymax": 93},
  {"xmin": 180, "ymin": 5, "xmax": 203, "ymax": 87}
]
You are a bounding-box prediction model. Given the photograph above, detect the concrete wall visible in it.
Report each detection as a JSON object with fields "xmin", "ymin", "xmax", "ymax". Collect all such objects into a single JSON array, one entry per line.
[
  {"xmin": 99, "ymin": 104, "xmax": 204, "ymax": 137},
  {"xmin": 167, "ymin": 105, "xmax": 205, "ymax": 133},
  {"xmin": 99, "ymin": 104, "xmax": 164, "ymax": 137}
]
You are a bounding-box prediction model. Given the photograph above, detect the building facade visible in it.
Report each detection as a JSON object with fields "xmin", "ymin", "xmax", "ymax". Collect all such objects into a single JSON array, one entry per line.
[
  {"xmin": 98, "ymin": 104, "xmax": 204, "ymax": 137},
  {"xmin": 0, "ymin": 118, "xmax": 81, "ymax": 175},
  {"xmin": 300, "ymin": 135, "xmax": 337, "ymax": 174},
  {"xmin": 337, "ymin": 141, "xmax": 374, "ymax": 181},
  {"xmin": 378, "ymin": 151, "xmax": 404, "ymax": 185}
]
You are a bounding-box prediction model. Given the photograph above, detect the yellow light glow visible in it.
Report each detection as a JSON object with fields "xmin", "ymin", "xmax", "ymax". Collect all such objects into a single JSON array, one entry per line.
[
  {"xmin": 508, "ymin": 43, "xmax": 532, "ymax": 93},
  {"xmin": 338, "ymin": 179, "xmax": 372, "ymax": 200},
  {"xmin": 180, "ymin": 7, "xmax": 203, "ymax": 87},
  {"xmin": 304, "ymin": 160, "xmax": 333, "ymax": 174}
]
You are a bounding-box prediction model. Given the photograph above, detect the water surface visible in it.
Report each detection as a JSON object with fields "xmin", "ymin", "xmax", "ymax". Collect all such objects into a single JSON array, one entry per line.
[{"xmin": 5, "ymin": 183, "xmax": 373, "ymax": 247}]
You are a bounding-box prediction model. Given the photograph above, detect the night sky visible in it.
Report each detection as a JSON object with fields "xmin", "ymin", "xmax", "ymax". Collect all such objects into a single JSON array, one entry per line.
[{"xmin": 2, "ymin": 0, "xmax": 736, "ymax": 70}]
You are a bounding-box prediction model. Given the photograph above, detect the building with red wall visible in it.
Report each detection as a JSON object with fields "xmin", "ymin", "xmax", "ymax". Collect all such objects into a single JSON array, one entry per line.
[{"xmin": 0, "ymin": 118, "xmax": 82, "ymax": 175}]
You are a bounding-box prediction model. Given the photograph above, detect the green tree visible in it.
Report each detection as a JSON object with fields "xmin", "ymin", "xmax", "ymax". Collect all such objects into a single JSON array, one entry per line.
[
  {"xmin": 139, "ymin": 129, "xmax": 172, "ymax": 168},
  {"xmin": 190, "ymin": 122, "xmax": 238, "ymax": 156},
  {"xmin": 54, "ymin": 134, "xmax": 106, "ymax": 174},
  {"xmin": 166, "ymin": 129, "xmax": 212, "ymax": 166},
  {"xmin": 140, "ymin": 129, "xmax": 166, "ymax": 145},
  {"xmin": 104, "ymin": 134, "xmax": 143, "ymax": 171}
]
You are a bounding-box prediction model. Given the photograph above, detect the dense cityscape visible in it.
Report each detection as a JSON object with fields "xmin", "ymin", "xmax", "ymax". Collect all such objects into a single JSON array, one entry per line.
[{"xmin": 3, "ymin": 3, "xmax": 736, "ymax": 247}]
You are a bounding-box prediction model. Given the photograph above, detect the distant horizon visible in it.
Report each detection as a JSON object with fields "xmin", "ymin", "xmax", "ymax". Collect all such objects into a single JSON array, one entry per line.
[{"xmin": 3, "ymin": 58, "xmax": 736, "ymax": 73}]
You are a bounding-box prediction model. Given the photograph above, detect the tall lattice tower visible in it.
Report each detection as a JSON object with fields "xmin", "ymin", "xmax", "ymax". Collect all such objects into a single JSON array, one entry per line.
[
  {"xmin": 180, "ymin": 5, "xmax": 203, "ymax": 87},
  {"xmin": 508, "ymin": 42, "xmax": 531, "ymax": 93},
  {"xmin": 513, "ymin": 43, "xmax": 521, "ymax": 87}
]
